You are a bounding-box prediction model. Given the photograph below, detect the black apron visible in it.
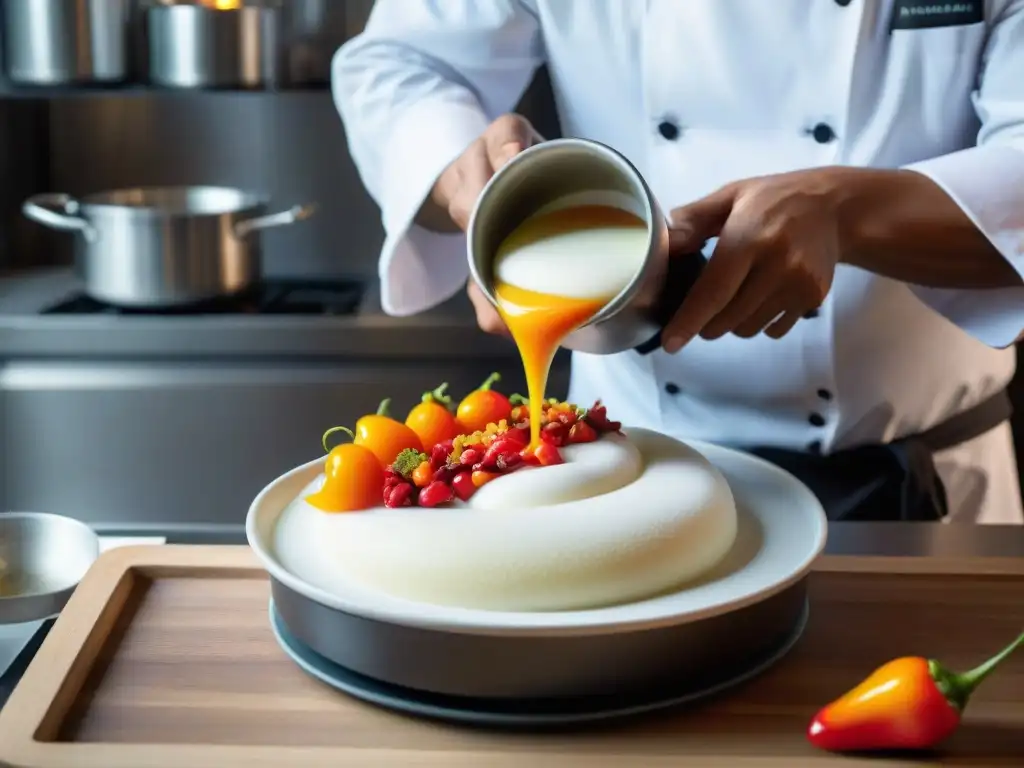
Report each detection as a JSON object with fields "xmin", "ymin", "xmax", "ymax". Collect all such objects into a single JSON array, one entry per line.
[{"xmin": 745, "ymin": 390, "xmax": 1012, "ymax": 522}]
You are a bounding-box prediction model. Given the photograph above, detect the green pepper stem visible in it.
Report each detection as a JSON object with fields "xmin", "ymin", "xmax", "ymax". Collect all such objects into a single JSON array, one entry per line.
[
  {"xmin": 479, "ymin": 372, "xmax": 501, "ymax": 392},
  {"xmin": 508, "ymin": 393, "xmax": 528, "ymax": 406},
  {"xmin": 932, "ymin": 628, "xmax": 1024, "ymax": 711},
  {"xmin": 958, "ymin": 629, "xmax": 1024, "ymax": 690},
  {"xmin": 321, "ymin": 426, "xmax": 355, "ymax": 453},
  {"xmin": 422, "ymin": 382, "xmax": 453, "ymax": 408},
  {"xmin": 376, "ymin": 398, "xmax": 392, "ymax": 417}
]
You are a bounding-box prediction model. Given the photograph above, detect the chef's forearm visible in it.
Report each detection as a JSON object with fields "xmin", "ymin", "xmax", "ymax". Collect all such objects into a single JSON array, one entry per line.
[{"xmin": 838, "ymin": 168, "xmax": 1022, "ymax": 289}]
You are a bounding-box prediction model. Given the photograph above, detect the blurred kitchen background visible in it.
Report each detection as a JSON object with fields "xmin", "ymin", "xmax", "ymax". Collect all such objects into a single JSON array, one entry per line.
[
  {"xmin": 0, "ymin": 0, "xmax": 565, "ymax": 533},
  {"xmin": 1, "ymin": 0, "xmax": 1022, "ymax": 534}
]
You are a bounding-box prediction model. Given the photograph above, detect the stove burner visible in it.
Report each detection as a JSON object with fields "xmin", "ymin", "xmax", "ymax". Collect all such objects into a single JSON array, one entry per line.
[{"xmin": 41, "ymin": 278, "xmax": 365, "ymax": 316}]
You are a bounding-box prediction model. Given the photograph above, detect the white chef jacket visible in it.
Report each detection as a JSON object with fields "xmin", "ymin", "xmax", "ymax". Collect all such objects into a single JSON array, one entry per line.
[{"xmin": 333, "ymin": 0, "xmax": 1024, "ymax": 524}]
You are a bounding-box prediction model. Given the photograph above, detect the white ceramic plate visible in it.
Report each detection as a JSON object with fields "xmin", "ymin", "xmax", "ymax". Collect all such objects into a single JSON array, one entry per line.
[{"xmin": 247, "ymin": 436, "xmax": 827, "ymax": 636}]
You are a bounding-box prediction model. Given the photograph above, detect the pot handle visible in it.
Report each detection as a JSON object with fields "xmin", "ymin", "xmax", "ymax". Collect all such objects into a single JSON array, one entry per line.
[
  {"xmin": 23, "ymin": 194, "xmax": 97, "ymax": 241},
  {"xmin": 234, "ymin": 202, "xmax": 317, "ymax": 239},
  {"xmin": 633, "ymin": 251, "xmax": 707, "ymax": 355}
]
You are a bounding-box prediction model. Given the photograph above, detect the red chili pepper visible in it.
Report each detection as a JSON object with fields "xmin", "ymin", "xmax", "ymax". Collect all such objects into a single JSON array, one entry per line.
[{"xmin": 808, "ymin": 629, "xmax": 1024, "ymax": 752}]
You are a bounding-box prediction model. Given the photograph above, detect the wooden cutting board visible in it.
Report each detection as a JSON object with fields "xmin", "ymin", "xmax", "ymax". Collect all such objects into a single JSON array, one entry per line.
[{"xmin": 0, "ymin": 545, "xmax": 1022, "ymax": 768}]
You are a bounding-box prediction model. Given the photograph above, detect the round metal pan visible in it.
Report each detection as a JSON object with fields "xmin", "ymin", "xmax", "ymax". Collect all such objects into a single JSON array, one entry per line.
[{"xmin": 270, "ymin": 573, "xmax": 808, "ymax": 699}]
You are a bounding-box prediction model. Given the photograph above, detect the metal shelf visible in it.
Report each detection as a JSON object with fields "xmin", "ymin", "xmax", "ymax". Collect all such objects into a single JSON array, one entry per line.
[{"xmin": 0, "ymin": 83, "xmax": 331, "ymax": 99}]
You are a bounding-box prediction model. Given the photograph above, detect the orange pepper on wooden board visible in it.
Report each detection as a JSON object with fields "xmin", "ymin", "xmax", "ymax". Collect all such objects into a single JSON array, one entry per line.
[
  {"xmin": 405, "ymin": 382, "xmax": 461, "ymax": 450},
  {"xmin": 305, "ymin": 432, "xmax": 384, "ymax": 513},
  {"xmin": 456, "ymin": 372, "xmax": 513, "ymax": 434},
  {"xmin": 323, "ymin": 399, "xmax": 422, "ymax": 469},
  {"xmin": 808, "ymin": 629, "xmax": 1024, "ymax": 752}
]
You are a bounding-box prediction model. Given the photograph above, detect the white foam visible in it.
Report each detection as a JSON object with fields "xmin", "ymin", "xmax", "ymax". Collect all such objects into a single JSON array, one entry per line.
[
  {"xmin": 492, "ymin": 193, "xmax": 651, "ymax": 301},
  {"xmin": 273, "ymin": 429, "xmax": 738, "ymax": 612}
]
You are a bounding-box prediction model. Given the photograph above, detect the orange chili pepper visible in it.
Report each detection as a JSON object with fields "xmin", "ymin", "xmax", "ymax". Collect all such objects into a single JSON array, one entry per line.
[
  {"xmin": 405, "ymin": 382, "xmax": 461, "ymax": 450},
  {"xmin": 305, "ymin": 431, "xmax": 384, "ymax": 513},
  {"xmin": 457, "ymin": 372, "xmax": 512, "ymax": 434},
  {"xmin": 323, "ymin": 399, "xmax": 422, "ymax": 469},
  {"xmin": 808, "ymin": 629, "xmax": 1024, "ymax": 752}
]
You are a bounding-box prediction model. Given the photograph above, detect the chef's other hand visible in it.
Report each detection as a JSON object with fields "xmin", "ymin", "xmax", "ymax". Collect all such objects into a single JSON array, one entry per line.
[
  {"xmin": 662, "ymin": 169, "xmax": 843, "ymax": 354},
  {"xmin": 425, "ymin": 113, "xmax": 543, "ymax": 232}
]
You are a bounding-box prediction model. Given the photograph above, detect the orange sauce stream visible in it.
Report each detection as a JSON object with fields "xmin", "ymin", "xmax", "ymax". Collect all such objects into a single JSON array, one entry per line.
[{"xmin": 493, "ymin": 205, "xmax": 646, "ymax": 448}]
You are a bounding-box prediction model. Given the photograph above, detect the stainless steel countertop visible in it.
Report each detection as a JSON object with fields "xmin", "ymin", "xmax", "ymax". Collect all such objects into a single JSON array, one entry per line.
[
  {"xmin": 0, "ymin": 267, "xmax": 525, "ymax": 360},
  {"xmin": 2, "ymin": 522, "xmax": 1022, "ymax": 712}
]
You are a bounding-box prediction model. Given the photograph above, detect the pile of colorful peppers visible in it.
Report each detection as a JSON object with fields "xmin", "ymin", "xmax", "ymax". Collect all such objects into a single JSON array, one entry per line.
[{"xmin": 808, "ymin": 629, "xmax": 1024, "ymax": 752}]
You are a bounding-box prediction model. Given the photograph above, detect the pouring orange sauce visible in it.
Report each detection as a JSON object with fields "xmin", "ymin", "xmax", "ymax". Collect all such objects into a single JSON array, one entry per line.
[{"xmin": 492, "ymin": 204, "xmax": 648, "ymax": 448}]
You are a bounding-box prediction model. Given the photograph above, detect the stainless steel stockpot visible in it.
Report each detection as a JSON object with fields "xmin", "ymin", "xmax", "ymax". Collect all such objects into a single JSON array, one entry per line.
[
  {"xmin": 467, "ymin": 138, "xmax": 706, "ymax": 356},
  {"xmin": 23, "ymin": 185, "xmax": 315, "ymax": 307},
  {"xmin": 146, "ymin": 2, "xmax": 284, "ymax": 89},
  {"xmin": 1, "ymin": 0, "xmax": 131, "ymax": 86}
]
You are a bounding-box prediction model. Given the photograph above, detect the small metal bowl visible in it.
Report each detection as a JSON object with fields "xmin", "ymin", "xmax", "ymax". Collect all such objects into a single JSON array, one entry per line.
[{"xmin": 0, "ymin": 512, "xmax": 100, "ymax": 625}]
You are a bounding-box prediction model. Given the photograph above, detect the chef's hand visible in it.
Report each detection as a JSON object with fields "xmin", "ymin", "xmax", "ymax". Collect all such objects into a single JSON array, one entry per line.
[
  {"xmin": 662, "ymin": 169, "xmax": 843, "ymax": 354},
  {"xmin": 421, "ymin": 113, "xmax": 542, "ymax": 337},
  {"xmin": 468, "ymin": 280, "xmax": 511, "ymax": 337},
  {"xmin": 429, "ymin": 113, "xmax": 543, "ymax": 231}
]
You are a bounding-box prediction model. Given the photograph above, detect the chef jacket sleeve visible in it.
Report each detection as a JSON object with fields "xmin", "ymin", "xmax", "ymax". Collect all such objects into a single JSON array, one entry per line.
[
  {"xmin": 332, "ymin": 0, "xmax": 543, "ymax": 316},
  {"xmin": 902, "ymin": 0, "xmax": 1024, "ymax": 348}
]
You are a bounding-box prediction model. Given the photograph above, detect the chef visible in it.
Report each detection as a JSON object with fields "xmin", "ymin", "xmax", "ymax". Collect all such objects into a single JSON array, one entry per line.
[{"xmin": 332, "ymin": 0, "xmax": 1024, "ymax": 524}]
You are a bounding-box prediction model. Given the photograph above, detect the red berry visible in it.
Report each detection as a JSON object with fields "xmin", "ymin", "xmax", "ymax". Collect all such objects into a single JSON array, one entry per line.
[
  {"xmin": 451, "ymin": 471, "xmax": 475, "ymax": 501},
  {"xmin": 429, "ymin": 440, "xmax": 453, "ymax": 470},
  {"xmin": 584, "ymin": 401, "xmax": 622, "ymax": 432},
  {"xmin": 541, "ymin": 421, "xmax": 567, "ymax": 446},
  {"xmin": 432, "ymin": 465, "xmax": 457, "ymax": 484},
  {"xmin": 496, "ymin": 451, "xmax": 522, "ymax": 471},
  {"xmin": 384, "ymin": 482, "xmax": 415, "ymax": 508},
  {"xmin": 482, "ymin": 438, "xmax": 520, "ymax": 469},
  {"xmin": 534, "ymin": 443, "xmax": 563, "ymax": 466},
  {"xmin": 507, "ymin": 425, "xmax": 530, "ymax": 444},
  {"xmin": 459, "ymin": 448, "xmax": 481, "ymax": 466},
  {"xmin": 418, "ymin": 481, "xmax": 454, "ymax": 508}
]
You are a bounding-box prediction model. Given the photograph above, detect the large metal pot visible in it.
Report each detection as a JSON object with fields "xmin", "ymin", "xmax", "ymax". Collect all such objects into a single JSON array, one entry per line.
[
  {"xmin": 1, "ymin": 0, "xmax": 131, "ymax": 86},
  {"xmin": 23, "ymin": 186, "xmax": 315, "ymax": 307}
]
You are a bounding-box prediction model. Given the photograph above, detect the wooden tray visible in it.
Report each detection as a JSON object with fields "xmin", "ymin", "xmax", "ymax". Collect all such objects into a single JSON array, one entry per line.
[{"xmin": 0, "ymin": 545, "xmax": 1022, "ymax": 768}]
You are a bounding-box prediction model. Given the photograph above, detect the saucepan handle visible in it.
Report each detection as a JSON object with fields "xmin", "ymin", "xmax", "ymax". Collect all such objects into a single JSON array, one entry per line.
[
  {"xmin": 634, "ymin": 251, "xmax": 708, "ymax": 355},
  {"xmin": 235, "ymin": 202, "xmax": 318, "ymax": 239},
  {"xmin": 22, "ymin": 194, "xmax": 97, "ymax": 241}
]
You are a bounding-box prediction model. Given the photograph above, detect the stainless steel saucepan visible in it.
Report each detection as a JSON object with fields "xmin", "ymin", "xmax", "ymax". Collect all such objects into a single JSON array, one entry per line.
[
  {"xmin": 23, "ymin": 186, "xmax": 316, "ymax": 307},
  {"xmin": 468, "ymin": 138, "xmax": 706, "ymax": 356}
]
